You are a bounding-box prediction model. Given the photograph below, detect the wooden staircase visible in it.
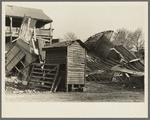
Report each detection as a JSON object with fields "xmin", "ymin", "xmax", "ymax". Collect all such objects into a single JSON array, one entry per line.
[{"xmin": 28, "ymin": 63, "xmax": 60, "ymax": 91}]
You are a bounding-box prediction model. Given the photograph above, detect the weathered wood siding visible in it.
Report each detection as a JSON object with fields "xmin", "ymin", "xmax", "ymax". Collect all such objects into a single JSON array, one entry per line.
[
  {"xmin": 67, "ymin": 41, "xmax": 85, "ymax": 84},
  {"xmin": 45, "ymin": 48, "xmax": 67, "ymax": 64}
]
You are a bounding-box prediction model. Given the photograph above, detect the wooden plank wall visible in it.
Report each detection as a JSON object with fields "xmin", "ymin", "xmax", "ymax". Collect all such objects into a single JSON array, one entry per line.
[
  {"xmin": 67, "ymin": 41, "xmax": 85, "ymax": 84},
  {"xmin": 45, "ymin": 48, "xmax": 67, "ymax": 64}
]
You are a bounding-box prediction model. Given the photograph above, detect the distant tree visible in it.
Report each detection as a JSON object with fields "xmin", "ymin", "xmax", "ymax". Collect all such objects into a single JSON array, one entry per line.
[
  {"xmin": 131, "ymin": 28, "xmax": 144, "ymax": 51},
  {"xmin": 64, "ymin": 32, "xmax": 77, "ymax": 41},
  {"xmin": 112, "ymin": 28, "xmax": 144, "ymax": 51},
  {"xmin": 111, "ymin": 28, "xmax": 131, "ymax": 49}
]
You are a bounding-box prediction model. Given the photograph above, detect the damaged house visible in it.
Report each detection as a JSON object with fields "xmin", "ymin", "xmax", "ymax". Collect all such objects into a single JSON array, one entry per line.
[
  {"xmin": 5, "ymin": 5, "xmax": 54, "ymax": 52},
  {"xmin": 5, "ymin": 5, "xmax": 55, "ymax": 81}
]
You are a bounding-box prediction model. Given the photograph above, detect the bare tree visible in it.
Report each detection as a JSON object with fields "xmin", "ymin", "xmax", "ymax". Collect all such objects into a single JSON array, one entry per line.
[
  {"xmin": 64, "ymin": 32, "xmax": 77, "ymax": 41},
  {"xmin": 131, "ymin": 28, "xmax": 144, "ymax": 51},
  {"xmin": 112, "ymin": 28, "xmax": 129, "ymax": 46},
  {"xmin": 112, "ymin": 28, "xmax": 144, "ymax": 51}
]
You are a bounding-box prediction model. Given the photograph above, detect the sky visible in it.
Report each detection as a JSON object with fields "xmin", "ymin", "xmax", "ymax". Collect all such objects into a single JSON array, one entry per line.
[{"xmin": 3, "ymin": 2, "xmax": 148, "ymax": 41}]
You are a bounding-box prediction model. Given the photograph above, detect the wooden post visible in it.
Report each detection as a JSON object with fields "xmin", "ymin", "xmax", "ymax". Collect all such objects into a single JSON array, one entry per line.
[
  {"xmin": 72, "ymin": 84, "xmax": 74, "ymax": 91},
  {"xmin": 49, "ymin": 22, "xmax": 52, "ymax": 45},
  {"xmin": 34, "ymin": 26, "xmax": 36, "ymax": 41},
  {"xmin": 50, "ymin": 22, "xmax": 52, "ymax": 36},
  {"xmin": 9, "ymin": 17, "xmax": 12, "ymax": 48},
  {"xmin": 31, "ymin": 38, "xmax": 38, "ymax": 55}
]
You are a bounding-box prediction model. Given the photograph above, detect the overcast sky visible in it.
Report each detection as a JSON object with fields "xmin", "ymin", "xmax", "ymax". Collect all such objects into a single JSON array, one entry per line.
[{"xmin": 4, "ymin": 2, "xmax": 148, "ymax": 41}]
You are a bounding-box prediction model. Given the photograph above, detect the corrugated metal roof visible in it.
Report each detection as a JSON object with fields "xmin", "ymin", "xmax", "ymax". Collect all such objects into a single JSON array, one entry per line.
[
  {"xmin": 85, "ymin": 31, "xmax": 144, "ymax": 72},
  {"xmin": 6, "ymin": 5, "xmax": 52, "ymax": 22}
]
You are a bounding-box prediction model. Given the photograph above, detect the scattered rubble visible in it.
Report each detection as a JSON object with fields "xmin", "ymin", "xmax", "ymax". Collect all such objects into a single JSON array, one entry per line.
[{"xmin": 5, "ymin": 76, "xmax": 52, "ymax": 94}]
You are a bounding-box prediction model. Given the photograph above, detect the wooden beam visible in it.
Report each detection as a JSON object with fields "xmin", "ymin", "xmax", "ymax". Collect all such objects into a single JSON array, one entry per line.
[
  {"xmin": 31, "ymin": 38, "xmax": 38, "ymax": 55},
  {"xmin": 9, "ymin": 17, "xmax": 12, "ymax": 48},
  {"xmin": 51, "ymin": 65, "xmax": 60, "ymax": 91},
  {"xmin": 34, "ymin": 26, "xmax": 36, "ymax": 41},
  {"xmin": 111, "ymin": 66, "xmax": 144, "ymax": 76},
  {"xmin": 14, "ymin": 66, "xmax": 20, "ymax": 72},
  {"xmin": 53, "ymin": 76, "xmax": 62, "ymax": 92},
  {"xmin": 71, "ymin": 84, "xmax": 74, "ymax": 91},
  {"xmin": 49, "ymin": 23, "xmax": 52, "ymax": 44},
  {"xmin": 50, "ymin": 23, "xmax": 52, "ymax": 37}
]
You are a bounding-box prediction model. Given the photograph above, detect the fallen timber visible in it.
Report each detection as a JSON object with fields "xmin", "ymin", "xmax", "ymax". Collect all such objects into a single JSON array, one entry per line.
[{"xmin": 84, "ymin": 31, "xmax": 144, "ymax": 82}]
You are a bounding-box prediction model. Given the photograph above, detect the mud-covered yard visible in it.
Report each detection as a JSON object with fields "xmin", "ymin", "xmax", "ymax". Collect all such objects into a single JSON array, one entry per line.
[{"xmin": 5, "ymin": 77, "xmax": 144, "ymax": 102}]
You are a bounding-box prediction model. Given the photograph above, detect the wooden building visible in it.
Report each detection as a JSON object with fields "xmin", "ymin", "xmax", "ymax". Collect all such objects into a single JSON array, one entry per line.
[
  {"xmin": 42, "ymin": 40, "xmax": 89, "ymax": 91},
  {"xmin": 5, "ymin": 5, "xmax": 53, "ymax": 52}
]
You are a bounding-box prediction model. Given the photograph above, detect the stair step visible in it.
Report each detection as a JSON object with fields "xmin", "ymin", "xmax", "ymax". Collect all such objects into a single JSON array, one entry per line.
[
  {"xmin": 29, "ymin": 79, "xmax": 53, "ymax": 84},
  {"xmin": 30, "ymin": 84, "xmax": 51, "ymax": 89},
  {"xmin": 28, "ymin": 63, "xmax": 60, "ymax": 91},
  {"xmin": 32, "ymin": 72, "xmax": 56, "ymax": 76},
  {"xmin": 33, "ymin": 63, "xmax": 59, "ymax": 66},
  {"xmin": 31, "ymin": 75, "xmax": 54, "ymax": 80},
  {"xmin": 33, "ymin": 68, "xmax": 57, "ymax": 71}
]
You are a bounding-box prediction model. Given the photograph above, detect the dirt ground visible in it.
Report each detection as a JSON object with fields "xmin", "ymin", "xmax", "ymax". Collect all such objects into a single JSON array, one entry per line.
[{"xmin": 5, "ymin": 77, "xmax": 144, "ymax": 102}]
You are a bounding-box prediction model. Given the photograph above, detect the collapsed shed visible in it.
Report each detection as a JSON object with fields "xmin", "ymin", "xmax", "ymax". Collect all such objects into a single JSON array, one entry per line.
[
  {"xmin": 84, "ymin": 30, "xmax": 144, "ymax": 83},
  {"xmin": 41, "ymin": 40, "xmax": 89, "ymax": 91}
]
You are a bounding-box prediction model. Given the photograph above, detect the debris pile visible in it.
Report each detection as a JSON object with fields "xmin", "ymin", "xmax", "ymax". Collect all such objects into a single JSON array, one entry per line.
[
  {"xmin": 5, "ymin": 76, "xmax": 53, "ymax": 94},
  {"xmin": 84, "ymin": 30, "xmax": 144, "ymax": 89}
]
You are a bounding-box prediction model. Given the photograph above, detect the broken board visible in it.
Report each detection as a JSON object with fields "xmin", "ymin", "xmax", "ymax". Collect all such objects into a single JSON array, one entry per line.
[
  {"xmin": 52, "ymin": 76, "xmax": 62, "ymax": 92},
  {"xmin": 5, "ymin": 45, "xmax": 26, "ymax": 72}
]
